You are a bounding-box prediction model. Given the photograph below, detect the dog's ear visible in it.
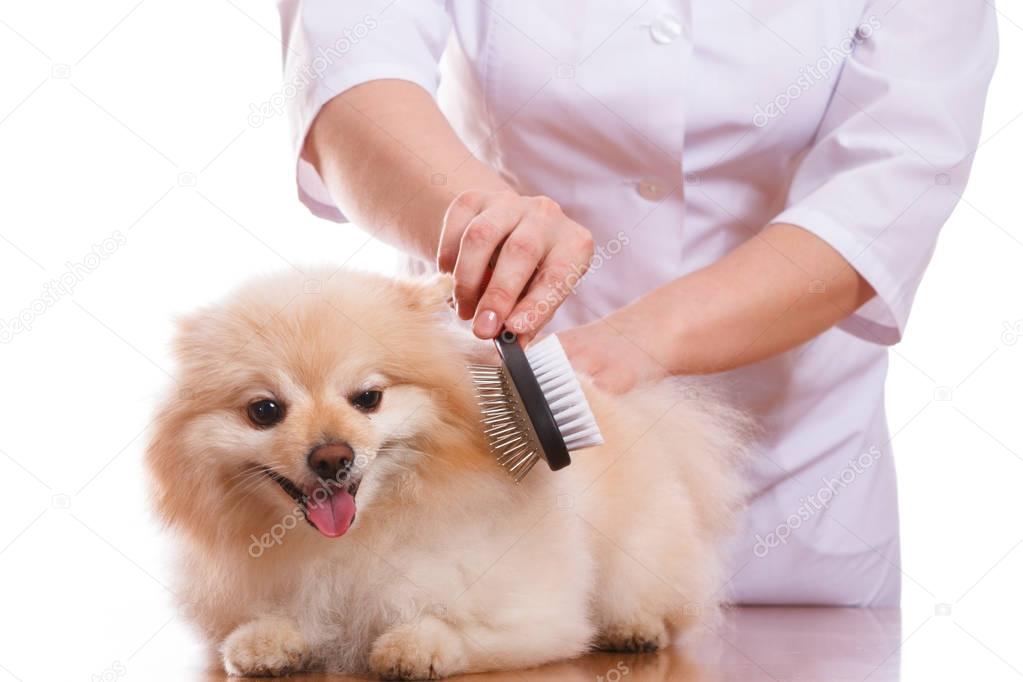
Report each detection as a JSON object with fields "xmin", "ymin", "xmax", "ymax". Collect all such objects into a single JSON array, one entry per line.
[
  {"xmin": 169, "ymin": 308, "xmax": 217, "ymax": 366},
  {"xmin": 401, "ymin": 273, "xmax": 454, "ymax": 313}
]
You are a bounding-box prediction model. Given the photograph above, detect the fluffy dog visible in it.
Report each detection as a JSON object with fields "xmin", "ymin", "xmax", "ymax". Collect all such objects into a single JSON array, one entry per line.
[{"xmin": 145, "ymin": 269, "xmax": 749, "ymax": 679}]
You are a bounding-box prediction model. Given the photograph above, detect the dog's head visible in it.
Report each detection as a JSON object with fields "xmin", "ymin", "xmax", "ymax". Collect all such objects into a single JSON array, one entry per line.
[{"xmin": 146, "ymin": 270, "xmax": 488, "ymax": 551}]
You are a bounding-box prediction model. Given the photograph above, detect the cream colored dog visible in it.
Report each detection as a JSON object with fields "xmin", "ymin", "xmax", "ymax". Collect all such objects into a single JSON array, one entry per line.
[{"xmin": 146, "ymin": 269, "xmax": 748, "ymax": 679}]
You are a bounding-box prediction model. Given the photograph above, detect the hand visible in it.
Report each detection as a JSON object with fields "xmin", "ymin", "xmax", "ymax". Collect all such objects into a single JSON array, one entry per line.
[
  {"xmin": 437, "ymin": 190, "xmax": 595, "ymax": 341},
  {"xmin": 556, "ymin": 312, "xmax": 671, "ymax": 394}
]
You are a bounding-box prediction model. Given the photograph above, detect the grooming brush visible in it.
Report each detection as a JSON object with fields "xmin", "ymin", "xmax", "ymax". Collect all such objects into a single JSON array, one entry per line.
[{"xmin": 468, "ymin": 330, "xmax": 604, "ymax": 481}]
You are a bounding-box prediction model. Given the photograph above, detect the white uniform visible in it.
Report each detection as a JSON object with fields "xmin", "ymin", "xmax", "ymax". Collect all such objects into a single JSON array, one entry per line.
[{"xmin": 278, "ymin": 0, "xmax": 997, "ymax": 605}]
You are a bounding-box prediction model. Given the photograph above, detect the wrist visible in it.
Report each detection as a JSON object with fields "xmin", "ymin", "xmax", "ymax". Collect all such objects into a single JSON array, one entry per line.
[{"xmin": 605, "ymin": 289, "xmax": 687, "ymax": 377}]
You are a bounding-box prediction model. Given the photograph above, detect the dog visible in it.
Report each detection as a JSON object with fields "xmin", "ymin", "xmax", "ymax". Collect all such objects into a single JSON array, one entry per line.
[{"xmin": 145, "ymin": 269, "xmax": 749, "ymax": 678}]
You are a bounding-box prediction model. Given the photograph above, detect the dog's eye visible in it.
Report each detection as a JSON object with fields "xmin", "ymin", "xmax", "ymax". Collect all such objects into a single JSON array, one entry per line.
[
  {"xmin": 247, "ymin": 399, "xmax": 284, "ymax": 427},
  {"xmin": 351, "ymin": 389, "xmax": 382, "ymax": 412}
]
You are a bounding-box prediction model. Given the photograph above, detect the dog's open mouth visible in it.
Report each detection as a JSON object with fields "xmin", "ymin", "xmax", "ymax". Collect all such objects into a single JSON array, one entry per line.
[{"xmin": 259, "ymin": 466, "xmax": 360, "ymax": 538}]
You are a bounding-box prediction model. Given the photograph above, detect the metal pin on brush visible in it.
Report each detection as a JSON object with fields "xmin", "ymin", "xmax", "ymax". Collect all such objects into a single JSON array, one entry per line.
[{"xmin": 469, "ymin": 330, "xmax": 604, "ymax": 482}]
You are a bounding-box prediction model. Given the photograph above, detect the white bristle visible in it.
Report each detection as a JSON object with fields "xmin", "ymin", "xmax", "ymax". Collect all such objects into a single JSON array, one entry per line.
[{"xmin": 523, "ymin": 334, "xmax": 605, "ymax": 451}]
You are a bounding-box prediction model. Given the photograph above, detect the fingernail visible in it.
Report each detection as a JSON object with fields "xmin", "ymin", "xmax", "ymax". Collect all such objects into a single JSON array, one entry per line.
[{"xmin": 474, "ymin": 310, "xmax": 499, "ymax": 338}]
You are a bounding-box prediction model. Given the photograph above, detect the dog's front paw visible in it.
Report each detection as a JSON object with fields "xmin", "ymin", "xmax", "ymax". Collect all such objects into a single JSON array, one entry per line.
[
  {"xmin": 369, "ymin": 617, "xmax": 467, "ymax": 680},
  {"xmin": 595, "ymin": 617, "xmax": 669, "ymax": 653},
  {"xmin": 221, "ymin": 616, "xmax": 309, "ymax": 677}
]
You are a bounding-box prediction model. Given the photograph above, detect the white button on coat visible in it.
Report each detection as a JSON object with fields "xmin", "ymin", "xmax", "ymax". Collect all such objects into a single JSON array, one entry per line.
[
  {"xmin": 279, "ymin": 0, "xmax": 998, "ymax": 606},
  {"xmin": 649, "ymin": 14, "xmax": 684, "ymax": 45},
  {"xmin": 636, "ymin": 179, "xmax": 666, "ymax": 201}
]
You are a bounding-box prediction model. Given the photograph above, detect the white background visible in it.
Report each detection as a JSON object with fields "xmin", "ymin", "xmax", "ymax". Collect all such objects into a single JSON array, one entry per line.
[{"xmin": 1, "ymin": 2, "xmax": 1021, "ymax": 681}]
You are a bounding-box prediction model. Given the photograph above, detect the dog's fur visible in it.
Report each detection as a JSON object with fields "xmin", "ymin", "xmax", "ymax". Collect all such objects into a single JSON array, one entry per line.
[{"xmin": 145, "ymin": 269, "xmax": 749, "ymax": 679}]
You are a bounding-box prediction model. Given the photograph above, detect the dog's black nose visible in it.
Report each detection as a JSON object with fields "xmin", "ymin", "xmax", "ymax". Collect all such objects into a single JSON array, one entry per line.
[{"xmin": 307, "ymin": 442, "xmax": 355, "ymax": 481}]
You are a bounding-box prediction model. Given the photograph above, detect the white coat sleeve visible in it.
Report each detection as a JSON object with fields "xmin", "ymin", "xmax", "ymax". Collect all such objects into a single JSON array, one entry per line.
[
  {"xmin": 771, "ymin": 2, "xmax": 998, "ymax": 344},
  {"xmin": 277, "ymin": 0, "xmax": 451, "ymax": 222}
]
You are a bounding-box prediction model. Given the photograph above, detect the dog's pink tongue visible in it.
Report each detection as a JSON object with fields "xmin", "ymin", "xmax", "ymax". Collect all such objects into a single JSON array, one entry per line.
[{"xmin": 305, "ymin": 489, "xmax": 356, "ymax": 538}]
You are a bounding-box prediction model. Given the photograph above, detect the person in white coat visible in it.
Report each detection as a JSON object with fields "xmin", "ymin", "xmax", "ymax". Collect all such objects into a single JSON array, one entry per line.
[{"xmin": 277, "ymin": 0, "xmax": 998, "ymax": 606}]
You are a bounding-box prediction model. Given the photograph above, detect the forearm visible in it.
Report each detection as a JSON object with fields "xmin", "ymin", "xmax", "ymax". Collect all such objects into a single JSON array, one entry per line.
[
  {"xmin": 620, "ymin": 223, "xmax": 876, "ymax": 374},
  {"xmin": 303, "ymin": 79, "xmax": 510, "ymax": 261}
]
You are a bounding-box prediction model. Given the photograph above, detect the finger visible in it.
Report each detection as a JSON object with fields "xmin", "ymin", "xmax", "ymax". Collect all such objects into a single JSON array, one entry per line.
[
  {"xmin": 472, "ymin": 220, "xmax": 550, "ymax": 338},
  {"xmin": 517, "ymin": 330, "xmax": 537, "ymax": 347},
  {"xmin": 437, "ymin": 189, "xmax": 487, "ymax": 273},
  {"xmin": 452, "ymin": 205, "xmax": 522, "ymax": 320},
  {"xmin": 518, "ymin": 326, "xmax": 549, "ymax": 350},
  {"xmin": 504, "ymin": 238, "xmax": 593, "ymax": 337}
]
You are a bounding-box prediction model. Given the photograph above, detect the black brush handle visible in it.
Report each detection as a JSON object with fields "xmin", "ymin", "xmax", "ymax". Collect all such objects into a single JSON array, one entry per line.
[{"xmin": 494, "ymin": 330, "xmax": 571, "ymax": 471}]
